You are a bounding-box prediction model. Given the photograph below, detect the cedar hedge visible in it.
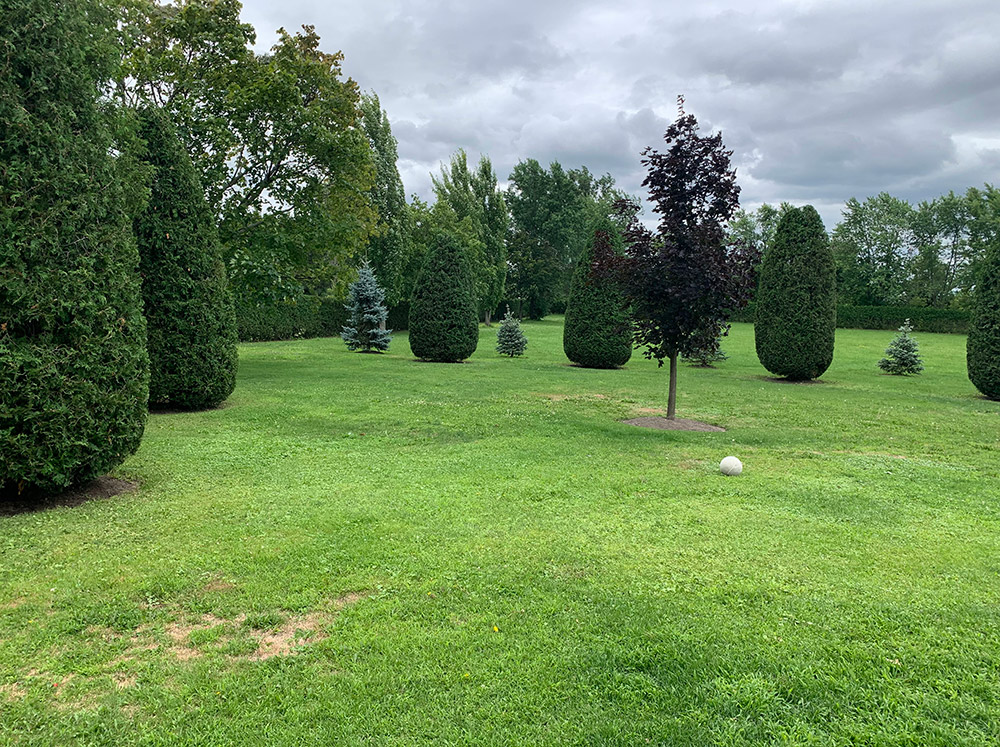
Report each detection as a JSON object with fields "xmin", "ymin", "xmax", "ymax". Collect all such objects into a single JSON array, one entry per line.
[
  {"xmin": 134, "ymin": 108, "xmax": 238, "ymax": 410},
  {"xmin": 563, "ymin": 220, "xmax": 632, "ymax": 368},
  {"xmin": 734, "ymin": 305, "xmax": 970, "ymax": 334},
  {"xmin": 1, "ymin": 0, "xmax": 149, "ymax": 496},
  {"xmin": 409, "ymin": 233, "xmax": 479, "ymax": 362},
  {"xmin": 967, "ymin": 236, "xmax": 1000, "ymax": 399},
  {"xmin": 755, "ymin": 206, "xmax": 837, "ymax": 380}
]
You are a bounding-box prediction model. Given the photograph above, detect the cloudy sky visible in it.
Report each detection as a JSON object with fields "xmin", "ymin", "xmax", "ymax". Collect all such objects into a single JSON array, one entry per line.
[{"xmin": 239, "ymin": 0, "xmax": 1000, "ymax": 228}]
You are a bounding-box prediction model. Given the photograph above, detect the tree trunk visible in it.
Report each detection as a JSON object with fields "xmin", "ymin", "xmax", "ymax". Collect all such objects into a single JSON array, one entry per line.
[
  {"xmin": 379, "ymin": 319, "xmax": 386, "ymax": 332},
  {"xmin": 667, "ymin": 352, "xmax": 678, "ymax": 419},
  {"xmin": 484, "ymin": 309, "xmax": 492, "ymax": 326}
]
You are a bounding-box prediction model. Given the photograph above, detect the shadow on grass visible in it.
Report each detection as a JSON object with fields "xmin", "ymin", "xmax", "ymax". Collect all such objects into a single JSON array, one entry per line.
[{"xmin": 0, "ymin": 476, "xmax": 138, "ymax": 517}]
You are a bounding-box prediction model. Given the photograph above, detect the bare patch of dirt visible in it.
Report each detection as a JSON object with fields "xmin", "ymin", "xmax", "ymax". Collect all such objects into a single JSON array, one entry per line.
[
  {"xmin": 201, "ymin": 579, "xmax": 236, "ymax": 593},
  {"xmin": 536, "ymin": 393, "xmax": 609, "ymax": 402},
  {"xmin": 248, "ymin": 612, "xmax": 327, "ymax": 661},
  {"xmin": 622, "ymin": 417, "xmax": 726, "ymax": 432},
  {"xmin": 633, "ymin": 407, "xmax": 666, "ymax": 416},
  {"xmin": 1, "ymin": 682, "xmax": 26, "ymax": 701},
  {"xmin": 0, "ymin": 476, "xmax": 138, "ymax": 516},
  {"xmin": 113, "ymin": 673, "xmax": 138, "ymax": 690},
  {"xmin": 1, "ymin": 597, "xmax": 26, "ymax": 611}
]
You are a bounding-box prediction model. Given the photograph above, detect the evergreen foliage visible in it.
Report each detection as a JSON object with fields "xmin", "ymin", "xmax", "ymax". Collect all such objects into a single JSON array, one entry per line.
[
  {"xmin": 1, "ymin": 0, "xmax": 149, "ymax": 495},
  {"xmin": 878, "ymin": 320, "xmax": 923, "ymax": 375},
  {"xmin": 496, "ymin": 307, "xmax": 527, "ymax": 357},
  {"xmin": 342, "ymin": 260, "xmax": 391, "ymax": 352},
  {"xmin": 408, "ymin": 234, "xmax": 479, "ymax": 362},
  {"xmin": 134, "ymin": 108, "xmax": 238, "ymax": 409},
  {"xmin": 755, "ymin": 206, "xmax": 837, "ymax": 380},
  {"xmin": 563, "ymin": 220, "xmax": 632, "ymax": 368},
  {"xmin": 681, "ymin": 332, "xmax": 729, "ymax": 367},
  {"xmin": 967, "ymin": 233, "xmax": 1000, "ymax": 399}
]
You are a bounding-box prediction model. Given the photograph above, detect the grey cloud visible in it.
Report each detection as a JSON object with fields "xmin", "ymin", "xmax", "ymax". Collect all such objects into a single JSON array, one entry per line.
[{"xmin": 239, "ymin": 0, "xmax": 1000, "ymax": 225}]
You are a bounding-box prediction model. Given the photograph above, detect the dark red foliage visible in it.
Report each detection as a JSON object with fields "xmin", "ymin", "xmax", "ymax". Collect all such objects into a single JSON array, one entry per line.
[{"xmin": 617, "ymin": 100, "xmax": 759, "ymax": 366}]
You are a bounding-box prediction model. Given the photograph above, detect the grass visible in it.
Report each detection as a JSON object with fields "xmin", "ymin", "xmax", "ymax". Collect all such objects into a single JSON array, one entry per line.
[{"xmin": 1, "ymin": 319, "xmax": 999, "ymax": 745}]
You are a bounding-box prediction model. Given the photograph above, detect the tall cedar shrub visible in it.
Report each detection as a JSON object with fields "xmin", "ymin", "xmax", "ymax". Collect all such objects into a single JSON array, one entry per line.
[
  {"xmin": 408, "ymin": 234, "xmax": 479, "ymax": 362},
  {"xmin": 563, "ymin": 220, "xmax": 632, "ymax": 368},
  {"xmin": 342, "ymin": 259, "xmax": 392, "ymax": 352},
  {"xmin": 134, "ymin": 108, "xmax": 238, "ymax": 409},
  {"xmin": 755, "ymin": 206, "xmax": 837, "ymax": 380},
  {"xmin": 1, "ymin": 0, "xmax": 149, "ymax": 495},
  {"xmin": 967, "ymin": 235, "xmax": 1000, "ymax": 399}
]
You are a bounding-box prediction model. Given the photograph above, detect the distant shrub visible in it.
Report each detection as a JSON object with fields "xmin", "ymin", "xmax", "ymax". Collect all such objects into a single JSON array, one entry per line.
[
  {"xmin": 409, "ymin": 234, "xmax": 479, "ymax": 362},
  {"xmin": 878, "ymin": 319, "xmax": 924, "ymax": 375},
  {"xmin": 236, "ymin": 296, "xmax": 347, "ymax": 342},
  {"xmin": 968, "ymin": 236, "xmax": 1000, "ymax": 399},
  {"xmin": 496, "ymin": 306, "xmax": 527, "ymax": 357},
  {"xmin": 755, "ymin": 206, "xmax": 837, "ymax": 380},
  {"xmin": 735, "ymin": 304, "xmax": 970, "ymax": 334},
  {"xmin": 134, "ymin": 108, "xmax": 238, "ymax": 409},
  {"xmin": 563, "ymin": 220, "xmax": 632, "ymax": 369}
]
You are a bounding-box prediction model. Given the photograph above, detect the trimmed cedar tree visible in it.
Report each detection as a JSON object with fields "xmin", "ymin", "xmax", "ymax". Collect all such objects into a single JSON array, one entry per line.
[
  {"xmin": 563, "ymin": 220, "xmax": 632, "ymax": 368},
  {"xmin": 1, "ymin": 0, "xmax": 149, "ymax": 497},
  {"xmin": 408, "ymin": 233, "xmax": 479, "ymax": 362},
  {"xmin": 968, "ymin": 234, "xmax": 1000, "ymax": 399},
  {"xmin": 134, "ymin": 108, "xmax": 238, "ymax": 409},
  {"xmin": 754, "ymin": 206, "xmax": 837, "ymax": 380}
]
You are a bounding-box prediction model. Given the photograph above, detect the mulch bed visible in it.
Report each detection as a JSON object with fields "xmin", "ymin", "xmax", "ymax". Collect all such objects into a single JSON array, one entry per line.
[{"xmin": 622, "ymin": 417, "xmax": 726, "ymax": 432}]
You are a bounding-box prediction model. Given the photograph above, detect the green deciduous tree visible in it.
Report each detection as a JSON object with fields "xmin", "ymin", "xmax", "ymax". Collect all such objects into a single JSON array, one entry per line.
[
  {"xmin": 120, "ymin": 1, "xmax": 375, "ymax": 301},
  {"xmin": 2, "ymin": 0, "xmax": 149, "ymax": 495},
  {"xmin": 755, "ymin": 206, "xmax": 837, "ymax": 380},
  {"xmin": 408, "ymin": 235, "xmax": 479, "ymax": 362},
  {"xmin": 134, "ymin": 107, "xmax": 238, "ymax": 410},
  {"xmin": 563, "ymin": 220, "xmax": 632, "ymax": 369},
  {"xmin": 361, "ymin": 92, "xmax": 410, "ymax": 307},
  {"xmin": 432, "ymin": 150, "xmax": 509, "ymax": 324},
  {"xmin": 831, "ymin": 193, "xmax": 914, "ymax": 306}
]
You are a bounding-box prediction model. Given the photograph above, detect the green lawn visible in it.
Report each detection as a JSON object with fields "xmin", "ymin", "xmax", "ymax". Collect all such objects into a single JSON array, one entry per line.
[{"xmin": 2, "ymin": 320, "xmax": 999, "ymax": 745}]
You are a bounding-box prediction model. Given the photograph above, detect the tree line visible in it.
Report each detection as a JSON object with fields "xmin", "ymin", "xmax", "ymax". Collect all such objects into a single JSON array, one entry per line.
[{"xmin": 730, "ymin": 187, "xmax": 1000, "ymax": 310}]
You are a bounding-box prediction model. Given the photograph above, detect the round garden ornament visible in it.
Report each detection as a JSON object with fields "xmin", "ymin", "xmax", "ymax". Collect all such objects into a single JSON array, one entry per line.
[{"xmin": 720, "ymin": 456, "xmax": 743, "ymax": 476}]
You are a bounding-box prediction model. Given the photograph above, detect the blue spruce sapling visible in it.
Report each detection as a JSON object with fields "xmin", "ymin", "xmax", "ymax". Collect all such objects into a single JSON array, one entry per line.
[
  {"xmin": 878, "ymin": 319, "xmax": 923, "ymax": 375},
  {"xmin": 496, "ymin": 306, "xmax": 527, "ymax": 357},
  {"xmin": 342, "ymin": 260, "xmax": 392, "ymax": 352}
]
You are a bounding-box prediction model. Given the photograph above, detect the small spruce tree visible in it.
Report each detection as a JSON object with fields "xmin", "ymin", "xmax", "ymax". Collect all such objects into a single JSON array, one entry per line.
[
  {"xmin": 755, "ymin": 205, "xmax": 837, "ymax": 380},
  {"xmin": 563, "ymin": 220, "xmax": 632, "ymax": 369},
  {"xmin": 496, "ymin": 306, "xmax": 527, "ymax": 357},
  {"xmin": 134, "ymin": 108, "xmax": 239, "ymax": 409},
  {"xmin": 968, "ymin": 234, "xmax": 1000, "ymax": 399},
  {"xmin": 681, "ymin": 329, "xmax": 728, "ymax": 367},
  {"xmin": 878, "ymin": 320, "xmax": 924, "ymax": 375},
  {"xmin": 342, "ymin": 260, "xmax": 391, "ymax": 352},
  {"xmin": 408, "ymin": 233, "xmax": 479, "ymax": 362}
]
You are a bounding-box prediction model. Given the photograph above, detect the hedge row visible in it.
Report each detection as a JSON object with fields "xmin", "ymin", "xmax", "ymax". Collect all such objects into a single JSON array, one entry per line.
[
  {"xmin": 236, "ymin": 298, "xmax": 415, "ymax": 342},
  {"xmin": 734, "ymin": 304, "xmax": 970, "ymax": 334}
]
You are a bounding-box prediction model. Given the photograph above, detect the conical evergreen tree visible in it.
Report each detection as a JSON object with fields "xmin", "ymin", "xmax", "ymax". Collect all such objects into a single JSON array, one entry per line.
[
  {"xmin": 1, "ymin": 0, "xmax": 149, "ymax": 496},
  {"xmin": 342, "ymin": 260, "xmax": 391, "ymax": 352},
  {"xmin": 968, "ymin": 234, "xmax": 1000, "ymax": 399},
  {"xmin": 563, "ymin": 219, "xmax": 632, "ymax": 369},
  {"xmin": 408, "ymin": 234, "xmax": 479, "ymax": 362},
  {"xmin": 755, "ymin": 206, "xmax": 837, "ymax": 380},
  {"xmin": 878, "ymin": 319, "xmax": 923, "ymax": 375},
  {"xmin": 496, "ymin": 306, "xmax": 527, "ymax": 357},
  {"xmin": 134, "ymin": 108, "xmax": 238, "ymax": 409}
]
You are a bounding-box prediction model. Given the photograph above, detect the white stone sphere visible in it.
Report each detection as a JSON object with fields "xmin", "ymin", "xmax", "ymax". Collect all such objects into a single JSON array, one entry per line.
[{"xmin": 720, "ymin": 456, "xmax": 743, "ymax": 476}]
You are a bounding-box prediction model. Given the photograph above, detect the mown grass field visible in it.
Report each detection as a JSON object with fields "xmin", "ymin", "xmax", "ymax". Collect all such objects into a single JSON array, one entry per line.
[{"xmin": 2, "ymin": 319, "xmax": 998, "ymax": 745}]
